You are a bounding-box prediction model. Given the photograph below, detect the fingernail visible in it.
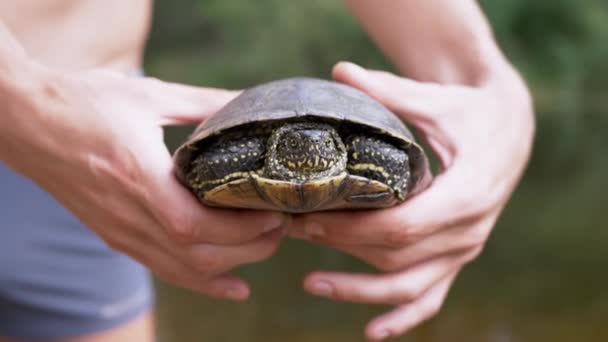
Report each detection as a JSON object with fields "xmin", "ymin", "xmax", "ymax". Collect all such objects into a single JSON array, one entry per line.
[
  {"xmin": 371, "ymin": 329, "xmax": 392, "ymax": 341},
  {"xmin": 342, "ymin": 62, "xmax": 366, "ymax": 76},
  {"xmin": 264, "ymin": 213, "xmax": 287, "ymax": 232},
  {"xmin": 310, "ymin": 280, "xmax": 334, "ymax": 297},
  {"xmin": 224, "ymin": 285, "xmax": 246, "ymax": 300},
  {"xmin": 304, "ymin": 221, "xmax": 325, "ymax": 237}
]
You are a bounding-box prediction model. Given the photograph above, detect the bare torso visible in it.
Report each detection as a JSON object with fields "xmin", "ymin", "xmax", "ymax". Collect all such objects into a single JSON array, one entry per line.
[{"xmin": 0, "ymin": 0, "xmax": 151, "ymax": 72}]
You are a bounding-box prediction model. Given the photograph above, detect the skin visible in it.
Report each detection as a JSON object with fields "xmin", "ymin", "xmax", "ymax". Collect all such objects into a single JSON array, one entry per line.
[
  {"xmin": 289, "ymin": 1, "xmax": 535, "ymax": 341},
  {"xmin": 266, "ymin": 123, "xmax": 346, "ymax": 181},
  {"xmin": 0, "ymin": 1, "xmax": 285, "ymax": 341},
  {"xmin": 0, "ymin": 0, "xmax": 534, "ymax": 341}
]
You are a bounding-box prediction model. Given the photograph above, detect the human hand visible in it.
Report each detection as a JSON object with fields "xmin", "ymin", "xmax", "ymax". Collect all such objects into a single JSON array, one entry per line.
[
  {"xmin": 1, "ymin": 64, "xmax": 287, "ymax": 301},
  {"xmin": 289, "ymin": 62, "xmax": 534, "ymax": 340}
]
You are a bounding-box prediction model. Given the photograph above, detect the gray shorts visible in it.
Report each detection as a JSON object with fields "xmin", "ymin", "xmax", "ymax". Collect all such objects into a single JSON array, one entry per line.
[{"xmin": 0, "ymin": 162, "xmax": 153, "ymax": 339}]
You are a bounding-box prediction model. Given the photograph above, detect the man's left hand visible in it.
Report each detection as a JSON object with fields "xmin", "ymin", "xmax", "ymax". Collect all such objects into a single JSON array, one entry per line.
[{"xmin": 289, "ymin": 62, "xmax": 534, "ymax": 341}]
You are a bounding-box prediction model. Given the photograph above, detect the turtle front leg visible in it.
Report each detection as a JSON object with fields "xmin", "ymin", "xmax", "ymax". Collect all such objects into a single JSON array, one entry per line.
[
  {"xmin": 186, "ymin": 135, "xmax": 266, "ymax": 197},
  {"xmin": 345, "ymin": 135, "xmax": 410, "ymax": 200}
]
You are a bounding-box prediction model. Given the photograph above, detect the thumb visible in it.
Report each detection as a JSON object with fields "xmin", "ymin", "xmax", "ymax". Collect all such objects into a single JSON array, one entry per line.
[
  {"xmin": 332, "ymin": 61, "xmax": 456, "ymax": 168},
  {"xmin": 332, "ymin": 61, "xmax": 443, "ymax": 124},
  {"xmin": 138, "ymin": 77, "xmax": 240, "ymax": 126}
]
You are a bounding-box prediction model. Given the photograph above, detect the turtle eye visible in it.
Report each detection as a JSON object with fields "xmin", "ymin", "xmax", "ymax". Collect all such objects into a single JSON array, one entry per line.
[{"xmin": 288, "ymin": 137, "xmax": 299, "ymax": 149}]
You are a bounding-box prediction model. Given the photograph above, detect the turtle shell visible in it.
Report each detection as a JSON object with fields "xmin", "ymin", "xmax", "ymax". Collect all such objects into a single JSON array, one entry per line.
[{"xmin": 174, "ymin": 77, "xmax": 429, "ymax": 211}]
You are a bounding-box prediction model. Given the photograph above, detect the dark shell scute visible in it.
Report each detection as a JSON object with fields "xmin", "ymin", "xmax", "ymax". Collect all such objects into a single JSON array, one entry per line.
[
  {"xmin": 192, "ymin": 78, "xmax": 415, "ymax": 144},
  {"xmin": 174, "ymin": 78, "xmax": 428, "ymax": 199}
]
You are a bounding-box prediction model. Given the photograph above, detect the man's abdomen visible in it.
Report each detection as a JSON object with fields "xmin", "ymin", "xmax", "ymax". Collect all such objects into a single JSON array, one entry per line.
[{"xmin": 0, "ymin": 0, "xmax": 152, "ymax": 72}]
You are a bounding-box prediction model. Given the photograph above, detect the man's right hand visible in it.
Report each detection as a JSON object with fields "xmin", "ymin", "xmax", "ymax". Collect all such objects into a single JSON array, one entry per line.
[{"xmin": 0, "ymin": 62, "xmax": 287, "ymax": 301}]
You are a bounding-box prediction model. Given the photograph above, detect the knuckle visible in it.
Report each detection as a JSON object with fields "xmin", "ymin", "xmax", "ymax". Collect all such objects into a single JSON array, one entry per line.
[
  {"xmin": 232, "ymin": 211, "xmax": 283, "ymax": 237},
  {"xmin": 456, "ymin": 180, "xmax": 502, "ymax": 220},
  {"xmin": 376, "ymin": 252, "xmax": 405, "ymax": 272},
  {"xmin": 196, "ymin": 284, "xmax": 223, "ymax": 299},
  {"xmin": 159, "ymin": 268, "xmax": 185, "ymax": 286},
  {"xmin": 385, "ymin": 225, "xmax": 419, "ymax": 248},
  {"xmin": 87, "ymin": 149, "xmax": 143, "ymax": 191},
  {"xmin": 252, "ymin": 244, "xmax": 278, "ymax": 264},
  {"xmin": 263, "ymin": 239, "xmax": 281, "ymax": 258},
  {"xmin": 103, "ymin": 235, "xmax": 125, "ymax": 251},
  {"xmin": 423, "ymin": 299, "xmax": 442, "ymax": 319},
  {"xmin": 114, "ymin": 153, "xmax": 142, "ymax": 186},
  {"xmin": 190, "ymin": 254, "xmax": 222, "ymax": 274},
  {"xmin": 242, "ymin": 212, "xmax": 275, "ymax": 234},
  {"xmin": 449, "ymin": 195, "xmax": 492, "ymax": 227},
  {"xmin": 461, "ymin": 227, "xmax": 488, "ymax": 249},
  {"xmin": 476, "ymin": 194, "xmax": 499, "ymax": 216},
  {"xmin": 251, "ymin": 237, "xmax": 282, "ymax": 264},
  {"xmin": 329, "ymin": 286, "xmax": 352, "ymax": 302},
  {"xmin": 462, "ymin": 246, "xmax": 484, "ymax": 264},
  {"xmin": 395, "ymin": 284, "xmax": 420, "ymax": 303},
  {"xmin": 163, "ymin": 212, "xmax": 198, "ymax": 242},
  {"xmin": 457, "ymin": 193, "xmax": 486, "ymax": 219}
]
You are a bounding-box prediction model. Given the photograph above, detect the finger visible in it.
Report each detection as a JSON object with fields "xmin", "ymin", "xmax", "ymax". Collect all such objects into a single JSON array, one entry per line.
[
  {"xmin": 137, "ymin": 140, "xmax": 288, "ymax": 244},
  {"xmin": 332, "ymin": 61, "xmax": 445, "ymax": 124},
  {"xmin": 180, "ymin": 227, "xmax": 284, "ymax": 276},
  {"xmin": 366, "ymin": 272, "xmax": 458, "ymax": 341},
  {"xmin": 289, "ymin": 209, "xmax": 423, "ymax": 248},
  {"xmin": 303, "ymin": 236, "xmax": 475, "ymax": 273},
  {"xmin": 134, "ymin": 77, "xmax": 240, "ymax": 125},
  {"xmin": 291, "ymin": 213, "xmax": 496, "ymax": 271},
  {"xmin": 111, "ymin": 219, "xmax": 251, "ymax": 301},
  {"xmin": 421, "ymin": 134, "xmax": 454, "ymax": 171},
  {"xmin": 99, "ymin": 197, "xmax": 284, "ymax": 280},
  {"xmin": 86, "ymin": 202, "xmax": 252, "ymax": 300},
  {"xmin": 158, "ymin": 265, "xmax": 251, "ymax": 302},
  {"xmin": 290, "ymin": 162, "xmax": 500, "ymax": 248},
  {"xmin": 332, "ymin": 61, "xmax": 464, "ymax": 165},
  {"xmin": 303, "ymin": 253, "xmax": 467, "ymax": 304}
]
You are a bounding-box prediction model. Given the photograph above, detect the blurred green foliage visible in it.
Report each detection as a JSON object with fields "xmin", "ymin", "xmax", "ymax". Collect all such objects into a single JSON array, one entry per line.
[
  {"xmin": 145, "ymin": 1, "xmax": 608, "ymax": 341},
  {"xmin": 147, "ymin": 0, "xmax": 387, "ymax": 85},
  {"xmin": 481, "ymin": 0, "xmax": 608, "ymax": 177},
  {"xmin": 147, "ymin": 0, "xmax": 607, "ymax": 175}
]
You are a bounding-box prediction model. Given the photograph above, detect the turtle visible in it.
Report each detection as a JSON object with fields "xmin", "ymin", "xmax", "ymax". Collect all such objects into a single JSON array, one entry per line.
[{"xmin": 173, "ymin": 77, "xmax": 429, "ymax": 213}]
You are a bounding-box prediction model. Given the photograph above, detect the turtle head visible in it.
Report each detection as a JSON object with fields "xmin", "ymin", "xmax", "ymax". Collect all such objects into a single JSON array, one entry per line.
[{"xmin": 265, "ymin": 122, "xmax": 347, "ymax": 181}]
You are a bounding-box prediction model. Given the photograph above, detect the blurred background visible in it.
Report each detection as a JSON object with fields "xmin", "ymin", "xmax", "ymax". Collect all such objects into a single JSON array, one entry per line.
[{"xmin": 145, "ymin": 1, "xmax": 608, "ymax": 341}]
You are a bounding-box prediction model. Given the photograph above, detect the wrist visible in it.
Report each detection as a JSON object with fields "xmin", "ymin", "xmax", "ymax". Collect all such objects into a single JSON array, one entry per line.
[
  {"xmin": 484, "ymin": 61, "xmax": 534, "ymax": 116},
  {"xmin": 0, "ymin": 23, "xmax": 41, "ymax": 95},
  {"xmin": 484, "ymin": 62, "xmax": 536, "ymax": 173},
  {"xmin": 405, "ymin": 30, "xmax": 511, "ymax": 88},
  {"xmin": 0, "ymin": 56, "xmax": 56, "ymax": 167}
]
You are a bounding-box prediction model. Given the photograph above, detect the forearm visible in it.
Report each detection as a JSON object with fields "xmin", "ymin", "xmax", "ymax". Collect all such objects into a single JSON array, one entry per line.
[
  {"xmin": 0, "ymin": 24, "xmax": 48, "ymax": 166},
  {"xmin": 345, "ymin": 0, "xmax": 513, "ymax": 86},
  {"xmin": 0, "ymin": 24, "xmax": 36, "ymax": 91}
]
